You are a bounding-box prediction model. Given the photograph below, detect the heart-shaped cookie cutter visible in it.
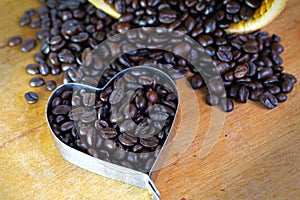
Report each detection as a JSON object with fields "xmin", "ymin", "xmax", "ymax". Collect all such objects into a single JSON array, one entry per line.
[{"xmin": 46, "ymin": 66, "xmax": 180, "ymax": 200}]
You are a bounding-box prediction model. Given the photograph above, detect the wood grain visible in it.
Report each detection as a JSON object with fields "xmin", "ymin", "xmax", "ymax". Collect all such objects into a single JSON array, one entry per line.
[{"xmin": 0, "ymin": 0, "xmax": 299, "ymax": 199}]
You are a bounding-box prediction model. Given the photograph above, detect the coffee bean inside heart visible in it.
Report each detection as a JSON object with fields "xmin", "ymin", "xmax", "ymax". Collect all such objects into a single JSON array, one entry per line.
[{"xmin": 47, "ymin": 68, "xmax": 178, "ymax": 172}]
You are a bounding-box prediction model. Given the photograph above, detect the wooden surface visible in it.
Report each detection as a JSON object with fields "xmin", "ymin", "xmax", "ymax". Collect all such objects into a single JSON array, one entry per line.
[{"xmin": 0, "ymin": 0, "xmax": 299, "ymax": 199}]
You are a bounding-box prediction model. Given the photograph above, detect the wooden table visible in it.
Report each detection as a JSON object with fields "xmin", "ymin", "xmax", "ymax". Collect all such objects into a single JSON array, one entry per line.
[{"xmin": 0, "ymin": 0, "xmax": 299, "ymax": 199}]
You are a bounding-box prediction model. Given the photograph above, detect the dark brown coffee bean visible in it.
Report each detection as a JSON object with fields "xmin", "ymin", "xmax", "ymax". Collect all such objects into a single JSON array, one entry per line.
[
  {"xmin": 250, "ymin": 89, "xmax": 263, "ymax": 101},
  {"xmin": 259, "ymin": 91, "xmax": 278, "ymax": 109},
  {"xmin": 119, "ymin": 120, "xmax": 136, "ymax": 133},
  {"xmin": 21, "ymin": 38, "xmax": 36, "ymax": 52},
  {"xmin": 240, "ymin": 6, "xmax": 254, "ymax": 20},
  {"xmin": 243, "ymin": 41, "xmax": 259, "ymax": 54},
  {"xmin": 25, "ymin": 91, "xmax": 39, "ymax": 104},
  {"xmin": 30, "ymin": 77, "xmax": 45, "ymax": 87},
  {"xmin": 19, "ymin": 14, "xmax": 30, "ymax": 26},
  {"xmin": 281, "ymin": 79, "xmax": 294, "ymax": 93},
  {"xmin": 61, "ymin": 90, "xmax": 73, "ymax": 100},
  {"xmin": 276, "ymin": 93, "xmax": 287, "ymax": 102},
  {"xmin": 206, "ymin": 94, "xmax": 219, "ymax": 106},
  {"xmin": 53, "ymin": 105, "xmax": 71, "ymax": 115},
  {"xmin": 51, "ymin": 97, "xmax": 62, "ymax": 108},
  {"xmin": 39, "ymin": 63, "xmax": 50, "ymax": 76},
  {"xmin": 58, "ymin": 51, "xmax": 75, "ymax": 63},
  {"xmin": 30, "ymin": 19, "xmax": 41, "ymax": 29},
  {"xmin": 238, "ymin": 85, "xmax": 249, "ymax": 103},
  {"xmin": 45, "ymin": 80, "xmax": 57, "ymax": 91},
  {"xmin": 8, "ymin": 36, "xmax": 22, "ymax": 46},
  {"xmin": 61, "ymin": 121, "xmax": 74, "ymax": 132},
  {"xmin": 226, "ymin": 1, "xmax": 241, "ymax": 14},
  {"xmin": 71, "ymin": 32, "xmax": 89, "ymax": 43},
  {"xmin": 118, "ymin": 133, "xmax": 137, "ymax": 147},
  {"xmin": 147, "ymin": 91, "xmax": 158, "ymax": 104},
  {"xmin": 190, "ymin": 74, "xmax": 203, "ymax": 89},
  {"xmin": 135, "ymin": 96, "xmax": 147, "ymax": 110},
  {"xmin": 221, "ymin": 97, "xmax": 234, "ymax": 112},
  {"xmin": 197, "ymin": 35, "xmax": 214, "ymax": 47},
  {"xmin": 234, "ymin": 65, "xmax": 248, "ymax": 79},
  {"xmin": 26, "ymin": 64, "xmax": 40, "ymax": 75},
  {"xmin": 49, "ymin": 35, "xmax": 62, "ymax": 45},
  {"xmin": 257, "ymin": 67, "xmax": 273, "ymax": 80},
  {"xmin": 268, "ymin": 86, "xmax": 281, "ymax": 95},
  {"xmin": 101, "ymin": 127, "xmax": 118, "ymax": 139},
  {"xmin": 217, "ymin": 46, "xmax": 232, "ymax": 62},
  {"xmin": 34, "ymin": 52, "xmax": 45, "ymax": 63},
  {"xmin": 245, "ymin": 0, "xmax": 261, "ymax": 9},
  {"xmin": 140, "ymin": 136, "xmax": 159, "ymax": 148}
]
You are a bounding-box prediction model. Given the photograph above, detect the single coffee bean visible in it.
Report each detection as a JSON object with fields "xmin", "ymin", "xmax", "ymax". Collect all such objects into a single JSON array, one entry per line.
[
  {"xmin": 281, "ymin": 79, "xmax": 294, "ymax": 93},
  {"xmin": 259, "ymin": 91, "xmax": 278, "ymax": 109},
  {"xmin": 234, "ymin": 65, "xmax": 248, "ymax": 79},
  {"xmin": 19, "ymin": 14, "xmax": 31, "ymax": 26},
  {"xmin": 81, "ymin": 110, "xmax": 96, "ymax": 123},
  {"xmin": 24, "ymin": 91, "xmax": 39, "ymax": 104},
  {"xmin": 147, "ymin": 91, "xmax": 158, "ymax": 104},
  {"xmin": 21, "ymin": 38, "xmax": 37, "ymax": 52},
  {"xmin": 257, "ymin": 67, "xmax": 273, "ymax": 80},
  {"xmin": 34, "ymin": 52, "xmax": 45, "ymax": 63},
  {"xmin": 53, "ymin": 105, "xmax": 71, "ymax": 115},
  {"xmin": 30, "ymin": 77, "xmax": 45, "ymax": 87},
  {"xmin": 101, "ymin": 127, "xmax": 118, "ymax": 139},
  {"xmin": 26, "ymin": 64, "xmax": 40, "ymax": 75},
  {"xmin": 45, "ymin": 80, "xmax": 57, "ymax": 91},
  {"xmin": 238, "ymin": 85, "xmax": 250, "ymax": 103},
  {"xmin": 8, "ymin": 36, "xmax": 22, "ymax": 46},
  {"xmin": 221, "ymin": 97, "xmax": 234, "ymax": 112},
  {"xmin": 118, "ymin": 133, "xmax": 137, "ymax": 147},
  {"xmin": 226, "ymin": 1, "xmax": 241, "ymax": 14},
  {"xmin": 276, "ymin": 93, "xmax": 287, "ymax": 102},
  {"xmin": 190, "ymin": 74, "xmax": 203, "ymax": 89},
  {"xmin": 82, "ymin": 93, "xmax": 95, "ymax": 107},
  {"xmin": 140, "ymin": 136, "xmax": 159, "ymax": 148},
  {"xmin": 217, "ymin": 46, "xmax": 233, "ymax": 62},
  {"xmin": 39, "ymin": 63, "xmax": 50, "ymax": 76}
]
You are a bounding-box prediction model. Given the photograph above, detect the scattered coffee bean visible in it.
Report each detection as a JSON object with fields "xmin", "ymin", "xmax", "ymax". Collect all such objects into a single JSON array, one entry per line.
[
  {"xmin": 7, "ymin": 36, "xmax": 22, "ymax": 46},
  {"xmin": 25, "ymin": 91, "xmax": 39, "ymax": 104},
  {"xmin": 45, "ymin": 80, "xmax": 57, "ymax": 91},
  {"xmin": 20, "ymin": 38, "xmax": 36, "ymax": 52},
  {"xmin": 30, "ymin": 77, "xmax": 45, "ymax": 87}
]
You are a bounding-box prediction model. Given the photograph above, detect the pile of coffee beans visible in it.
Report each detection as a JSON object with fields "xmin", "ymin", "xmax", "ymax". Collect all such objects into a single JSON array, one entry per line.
[
  {"xmin": 8, "ymin": 0, "xmax": 296, "ymax": 111},
  {"xmin": 47, "ymin": 68, "xmax": 178, "ymax": 172}
]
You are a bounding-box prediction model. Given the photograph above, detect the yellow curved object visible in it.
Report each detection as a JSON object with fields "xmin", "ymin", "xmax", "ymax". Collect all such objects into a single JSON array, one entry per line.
[
  {"xmin": 88, "ymin": 0, "xmax": 121, "ymax": 19},
  {"xmin": 226, "ymin": 0, "xmax": 288, "ymax": 34}
]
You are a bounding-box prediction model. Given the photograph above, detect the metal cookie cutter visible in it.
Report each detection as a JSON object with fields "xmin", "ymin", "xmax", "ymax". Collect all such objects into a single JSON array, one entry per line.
[{"xmin": 46, "ymin": 66, "xmax": 180, "ymax": 200}]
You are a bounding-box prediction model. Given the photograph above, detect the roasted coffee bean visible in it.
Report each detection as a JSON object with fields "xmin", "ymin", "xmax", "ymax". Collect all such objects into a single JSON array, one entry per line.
[
  {"xmin": 234, "ymin": 65, "xmax": 248, "ymax": 79},
  {"xmin": 20, "ymin": 38, "xmax": 36, "ymax": 52},
  {"xmin": 101, "ymin": 127, "xmax": 118, "ymax": 139},
  {"xmin": 221, "ymin": 97, "xmax": 234, "ymax": 112},
  {"xmin": 140, "ymin": 136, "xmax": 159, "ymax": 148},
  {"xmin": 25, "ymin": 91, "xmax": 39, "ymax": 104},
  {"xmin": 19, "ymin": 14, "xmax": 30, "ymax": 26},
  {"xmin": 61, "ymin": 121, "xmax": 74, "ymax": 132},
  {"xmin": 8, "ymin": 36, "xmax": 22, "ymax": 46},
  {"xmin": 276, "ymin": 93, "xmax": 287, "ymax": 102},
  {"xmin": 257, "ymin": 67, "xmax": 273, "ymax": 80},
  {"xmin": 51, "ymin": 97, "xmax": 62, "ymax": 108},
  {"xmin": 147, "ymin": 91, "xmax": 158, "ymax": 104},
  {"xmin": 190, "ymin": 74, "xmax": 203, "ymax": 89},
  {"xmin": 34, "ymin": 52, "xmax": 45, "ymax": 63},
  {"xmin": 118, "ymin": 133, "xmax": 137, "ymax": 147},
  {"xmin": 39, "ymin": 63, "xmax": 50, "ymax": 76},
  {"xmin": 217, "ymin": 46, "xmax": 232, "ymax": 62},
  {"xmin": 45, "ymin": 80, "xmax": 57, "ymax": 91},
  {"xmin": 226, "ymin": 1, "xmax": 241, "ymax": 14},
  {"xmin": 259, "ymin": 91, "xmax": 278, "ymax": 109},
  {"xmin": 250, "ymin": 89, "xmax": 263, "ymax": 101},
  {"xmin": 281, "ymin": 79, "xmax": 294, "ymax": 93},
  {"xmin": 69, "ymin": 107, "xmax": 85, "ymax": 121},
  {"xmin": 26, "ymin": 64, "xmax": 40, "ymax": 75},
  {"xmin": 30, "ymin": 77, "xmax": 45, "ymax": 87},
  {"xmin": 238, "ymin": 85, "xmax": 250, "ymax": 103},
  {"xmin": 53, "ymin": 105, "xmax": 71, "ymax": 115},
  {"xmin": 71, "ymin": 32, "xmax": 89, "ymax": 43}
]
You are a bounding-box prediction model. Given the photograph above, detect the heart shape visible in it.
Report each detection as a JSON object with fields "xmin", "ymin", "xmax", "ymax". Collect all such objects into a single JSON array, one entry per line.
[{"xmin": 46, "ymin": 66, "xmax": 179, "ymax": 199}]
